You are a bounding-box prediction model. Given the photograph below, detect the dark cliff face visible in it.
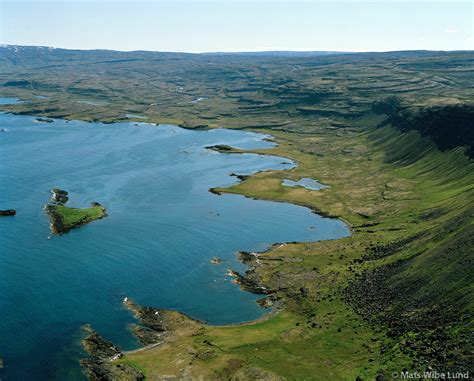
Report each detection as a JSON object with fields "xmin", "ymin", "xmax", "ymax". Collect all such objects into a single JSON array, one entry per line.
[{"xmin": 375, "ymin": 100, "xmax": 474, "ymax": 158}]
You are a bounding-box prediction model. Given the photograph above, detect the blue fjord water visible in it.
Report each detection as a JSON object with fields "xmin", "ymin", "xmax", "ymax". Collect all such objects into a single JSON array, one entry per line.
[{"xmin": 0, "ymin": 109, "xmax": 349, "ymax": 380}]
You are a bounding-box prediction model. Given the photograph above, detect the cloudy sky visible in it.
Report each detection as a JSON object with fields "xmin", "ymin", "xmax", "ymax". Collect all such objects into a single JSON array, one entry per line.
[{"xmin": 1, "ymin": 0, "xmax": 472, "ymax": 52}]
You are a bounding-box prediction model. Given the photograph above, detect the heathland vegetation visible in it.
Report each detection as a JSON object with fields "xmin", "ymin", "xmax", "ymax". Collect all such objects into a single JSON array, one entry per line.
[{"xmin": 0, "ymin": 46, "xmax": 472, "ymax": 380}]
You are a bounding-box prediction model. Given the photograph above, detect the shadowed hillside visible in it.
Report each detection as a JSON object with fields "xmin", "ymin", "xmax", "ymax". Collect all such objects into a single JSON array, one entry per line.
[{"xmin": 374, "ymin": 98, "xmax": 474, "ymax": 158}]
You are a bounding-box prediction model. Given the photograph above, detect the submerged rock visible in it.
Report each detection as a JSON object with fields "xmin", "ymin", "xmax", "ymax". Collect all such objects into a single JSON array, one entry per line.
[{"xmin": 210, "ymin": 257, "xmax": 223, "ymax": 265}]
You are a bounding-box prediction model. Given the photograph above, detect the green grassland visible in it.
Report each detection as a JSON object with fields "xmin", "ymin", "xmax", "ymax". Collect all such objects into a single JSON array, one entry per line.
[
  {"xmin": 1, "ymin": 47, "xmax": 473, "ymax": 379},
  {"xmin": 52, "ymin": 204, "xmax": 105, "ymax": 227},
  {"xmin": 46, "ymin": 204, "xmax": 107, "ymax": 234}
]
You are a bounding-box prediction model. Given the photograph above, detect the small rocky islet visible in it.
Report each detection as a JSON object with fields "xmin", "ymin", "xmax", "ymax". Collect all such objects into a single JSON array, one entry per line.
[
  {"xmin": 0, "ymin": 209, "xmax": 16, "ymax": 216},
  {"xmin": 44, "ymin": 188, "xmax": 107, "ymax": 234},
  {"xmin": 35, "ymin": 117, "xmax": 54, "ymax": 123}
]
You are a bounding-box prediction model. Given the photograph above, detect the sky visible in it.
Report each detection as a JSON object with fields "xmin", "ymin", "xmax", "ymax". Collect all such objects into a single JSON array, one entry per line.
[{"xmin": 0, "ymin": 0, "xmax": 472, "ymax": 52}]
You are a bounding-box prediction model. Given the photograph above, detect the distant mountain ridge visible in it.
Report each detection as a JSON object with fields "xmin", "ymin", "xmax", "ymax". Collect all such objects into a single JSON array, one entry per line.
[{"xmin": 1, "ymin": 44, "xmax": 471, "ymax": 57}]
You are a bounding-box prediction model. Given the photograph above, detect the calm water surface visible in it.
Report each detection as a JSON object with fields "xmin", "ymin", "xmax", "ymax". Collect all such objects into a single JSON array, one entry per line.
[
  {"xmin": 282, "ymin": 177, "xmax": 328, "ymax": 190},
  {"xmin": 0, "ymin": 109, "xmax": 349, "ymax": 380}
]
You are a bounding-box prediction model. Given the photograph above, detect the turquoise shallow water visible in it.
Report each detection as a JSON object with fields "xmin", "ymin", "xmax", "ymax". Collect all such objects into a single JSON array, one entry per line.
[{"xmin": 0, "ymin": 109, "xmax": 349, "ymax": 380}]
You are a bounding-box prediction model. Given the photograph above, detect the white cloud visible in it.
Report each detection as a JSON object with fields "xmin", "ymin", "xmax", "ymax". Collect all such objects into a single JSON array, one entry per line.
[{"xmin": 444, "ymin": 28, "xmax": 458, "ymax": 33}]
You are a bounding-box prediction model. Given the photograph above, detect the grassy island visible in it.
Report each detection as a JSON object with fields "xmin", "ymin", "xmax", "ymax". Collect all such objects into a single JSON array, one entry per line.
[
  {"xmin": 45, "ymin": 189, "xmax": 107, "ymax": 234},
  {"xmin": 45, "ymin": 204, "xmax": 107, "ymax": 234}
]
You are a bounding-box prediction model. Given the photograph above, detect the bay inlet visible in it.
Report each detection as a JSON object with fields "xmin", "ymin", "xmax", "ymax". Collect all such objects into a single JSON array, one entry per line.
[{"xmin": 0, "ymin": 110, "xmax": 349, "ymax": 380}]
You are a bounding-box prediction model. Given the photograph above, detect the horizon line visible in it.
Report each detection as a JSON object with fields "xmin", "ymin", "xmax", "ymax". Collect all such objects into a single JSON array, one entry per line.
[{"xmin": 1, "ymin": 44, "xmax": 473, "ymax": 55}]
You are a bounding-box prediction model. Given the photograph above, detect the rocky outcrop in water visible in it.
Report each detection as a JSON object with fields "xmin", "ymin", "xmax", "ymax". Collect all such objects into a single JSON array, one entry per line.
[
  {"xmin": 35, "ymin": 117, "xmax": 54, "ymax": 123},
  {"xmin": 205, "ymin": 144, "xmax": 234, "ymax": 152},
  {"xmin": 0, "ymin": 209, "xmax": 16, "ymax": 216},
  {"xmin": 230, "ymin": 172, "xmax": 250, "ymax": 181},
  {"xmin": 123, "ymin": 298, "xmax": 203, "ymax": 346},
  {"xmin": 81, "ymin": 324, "xmax": 121, "ymax": 359},
  {"xmin": 51, "ymin": 188, "xmax": 69, "ymax": 204},
  {"xmin": 227, "ymin": 252, "xmax": 270, "ymax": 295},
  {"xmin": 209, "ymin": 187, "xmax": 222, "ymax": 195}
]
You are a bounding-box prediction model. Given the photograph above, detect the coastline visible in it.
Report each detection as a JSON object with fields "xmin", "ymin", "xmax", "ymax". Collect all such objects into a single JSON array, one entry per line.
[
  {"xmin": 204, "ymin": 144, "xmax": 357, "ymax": 232},
  {"xmin": 0, "ymin": 108, "xmax": 353, "ymax": 379},
  {"xmin": 76, "ymin": 140, "xmax": 351, "ymax": 379}
]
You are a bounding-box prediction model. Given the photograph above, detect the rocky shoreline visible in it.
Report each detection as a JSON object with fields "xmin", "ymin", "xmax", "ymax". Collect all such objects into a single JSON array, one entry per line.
[
  {"xmin": 205, "ymin": 144, "xmax": 234, "ymax": 152},
  {"xmin": 78, "ymin": 247, "xmax": 281, "ymax": 380},
  {"xmin": 124, "ymin": 298, "xmax": 204, "ymax": 345},
  {"xmin": 80, "ymin": 324, "xmax": 145, "ymax": 381},
  {"xmin": 230, "ymin": 172, "xmax": 250, "ymax": 182},
  {"xmin": 80, "ymin": 298, "xmax": 204, "ymax": 380},
  {"xmin": 208, "ymin": 187, "xmax": 222, "ymax": 195},
  {"xmin": 227, "ymin": 250, "xmax": 282, "ymax": 309},
  {"xmin": 227, "ymin": 253, "xmax": 270, "ymax": 295}
]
